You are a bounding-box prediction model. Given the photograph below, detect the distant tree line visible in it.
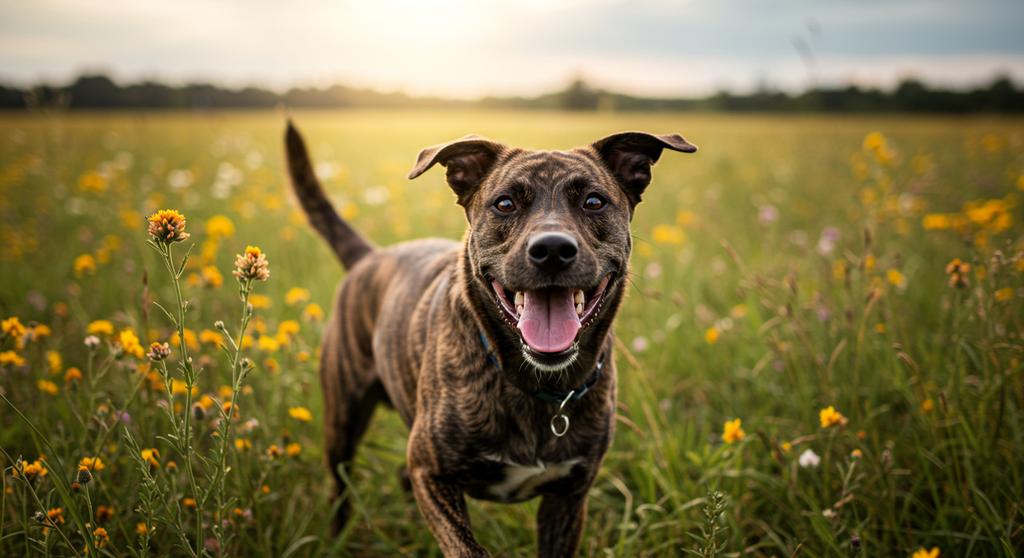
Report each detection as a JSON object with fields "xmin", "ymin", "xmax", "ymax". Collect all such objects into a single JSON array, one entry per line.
[{"xmin": 1, "ymin": 74, "xmax": 1022, "ymax": 112}]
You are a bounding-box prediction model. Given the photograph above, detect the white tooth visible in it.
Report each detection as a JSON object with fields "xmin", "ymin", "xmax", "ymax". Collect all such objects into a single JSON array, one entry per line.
[
  {"xmin": 516, "ymin": 304, "xmax": 524, "ymax": 316},
  {"xmin": 574, "ymin": 290, "xmax": 584, "ymax": 304},
  {"xmin": 575, "ymin": 303, "xmax": 584, "ymax": 316},
  {"xmin": 514, "ymin": 292, "xmax": 524, "ymax": 306}
]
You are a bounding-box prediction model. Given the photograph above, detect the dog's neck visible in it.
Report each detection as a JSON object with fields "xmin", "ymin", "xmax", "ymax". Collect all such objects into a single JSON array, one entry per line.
[{"xmin": 455, "ymin": 239, "xmax": 616, "ymax": 395}]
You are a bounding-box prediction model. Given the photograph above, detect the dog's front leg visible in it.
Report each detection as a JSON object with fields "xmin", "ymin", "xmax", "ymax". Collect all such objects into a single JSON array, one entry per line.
[
  {"xmin": 409, "ymin": 468, "xmax": 490, "ymax": 557},
  {"xmin": 536, "ymin": 491, "xmax": 588, "ymax": 558}
]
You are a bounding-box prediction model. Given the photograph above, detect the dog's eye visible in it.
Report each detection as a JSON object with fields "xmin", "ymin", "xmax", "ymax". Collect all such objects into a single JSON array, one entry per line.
[
  {"xmin": 583, "ymin": 194, "xmax": 606, "ymax": 211},
  {"xmin": 493, "ymin": 196, "xmax": 516, "ymax": 214}
]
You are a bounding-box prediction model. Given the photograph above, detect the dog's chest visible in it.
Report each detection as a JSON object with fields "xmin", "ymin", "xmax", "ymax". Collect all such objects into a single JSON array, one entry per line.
[{"xmin": 477, "ymin": 454, "xmax": 583, "ymax": 502}]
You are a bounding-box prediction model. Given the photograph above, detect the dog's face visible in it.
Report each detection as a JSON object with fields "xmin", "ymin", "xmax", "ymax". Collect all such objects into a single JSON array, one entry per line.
[{"xmin": 409, "ymin": 132, "xmax": 696, "ymax": 371}]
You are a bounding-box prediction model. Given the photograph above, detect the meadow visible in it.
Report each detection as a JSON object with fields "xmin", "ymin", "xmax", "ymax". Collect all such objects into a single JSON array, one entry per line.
[{"xmin": 0, "ymin": 109, "xmax": 1021, "ymax": 557}]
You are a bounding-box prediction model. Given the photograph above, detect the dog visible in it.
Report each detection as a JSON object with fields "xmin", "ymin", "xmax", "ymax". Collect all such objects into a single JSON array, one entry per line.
[{"xmin": 285, "ymin": 122, "xmax": 696, "ymax": 557}]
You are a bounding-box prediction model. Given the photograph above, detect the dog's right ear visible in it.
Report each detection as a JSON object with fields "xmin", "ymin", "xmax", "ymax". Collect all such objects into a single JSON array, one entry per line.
[{"xmin": 408, "ymin": 135, "xmax": 504, "ymax": 205}]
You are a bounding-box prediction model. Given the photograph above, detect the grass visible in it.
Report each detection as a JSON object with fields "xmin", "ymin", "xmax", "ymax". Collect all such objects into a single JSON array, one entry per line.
[{"xmin": 0, "ymin": 109, "xmax": 1021, "ymax": 557}]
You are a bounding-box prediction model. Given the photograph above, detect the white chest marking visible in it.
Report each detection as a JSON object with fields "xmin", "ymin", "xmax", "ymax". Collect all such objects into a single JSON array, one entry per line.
[{"xmin": 483, "ymin": 454, "xmax": 583, "ymax": 501}]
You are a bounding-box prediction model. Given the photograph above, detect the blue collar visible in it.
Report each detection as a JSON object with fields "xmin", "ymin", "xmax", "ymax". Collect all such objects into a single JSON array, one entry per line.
[{"xmin": 479, "ymin": 332, "xmax": 604, "ymax": 405}]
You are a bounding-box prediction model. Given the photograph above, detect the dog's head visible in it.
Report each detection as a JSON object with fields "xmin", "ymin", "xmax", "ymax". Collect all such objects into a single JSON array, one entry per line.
[{"xmin": 409, "ymin": 132, "xmax": 696, "ymax": 371}]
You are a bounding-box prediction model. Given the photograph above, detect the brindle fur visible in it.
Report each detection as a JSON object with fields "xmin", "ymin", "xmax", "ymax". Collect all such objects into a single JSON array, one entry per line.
[{"xmin": 285, "ymin": 123, "xmax": 695, "ymax": 557}]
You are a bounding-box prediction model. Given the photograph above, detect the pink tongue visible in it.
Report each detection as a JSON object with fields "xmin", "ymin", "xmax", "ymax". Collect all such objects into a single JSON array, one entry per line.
[{"xmin": 517, "ymin": 288, "xmax": 581, "ymax": 353}]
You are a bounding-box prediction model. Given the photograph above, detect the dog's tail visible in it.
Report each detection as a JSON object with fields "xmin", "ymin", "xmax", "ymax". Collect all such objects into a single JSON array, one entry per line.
[{"xmin": 285, "ymin": 121, "xmax": 374, "ymax": 269}]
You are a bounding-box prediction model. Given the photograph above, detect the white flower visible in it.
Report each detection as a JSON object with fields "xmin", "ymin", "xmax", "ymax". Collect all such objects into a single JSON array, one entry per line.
[{"xmin": 798, "ymin": 448, "xmax": 821, "ymax": 468}]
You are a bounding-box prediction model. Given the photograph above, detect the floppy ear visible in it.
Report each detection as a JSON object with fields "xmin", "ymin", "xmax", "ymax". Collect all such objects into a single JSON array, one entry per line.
[
  {"xmin": 407, "ymin": 135, "xmax": 505, "ymax": 205},
  {"xmin": 592, "ymin": 131, "xmax": 697, "ymax": 205}
]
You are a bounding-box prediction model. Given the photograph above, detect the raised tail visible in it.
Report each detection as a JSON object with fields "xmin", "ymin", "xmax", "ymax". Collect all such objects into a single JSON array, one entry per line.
[{"xmin": 285, "ymin": 121, "xmax": 374, "ymax": 269}]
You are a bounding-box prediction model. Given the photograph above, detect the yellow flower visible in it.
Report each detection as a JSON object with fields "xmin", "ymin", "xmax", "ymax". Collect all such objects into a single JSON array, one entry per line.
[
  {"xmin": 235, "ymin": 438, "xmax": 252, "ymax": 451},
  {"xmin": 141, "ymin": 448, "xmax": 160, "ymax": 468},
  {"xmin": 250, "ymin": 294, "xmax": 272, "ymax": 309},
  {"xmin": 87, "ymin": 320, "xmax": 115, "ymax": 336},
  {"xmin": 911, "ymin": 547, "xmax": 940, "ymax": 558},
  {"xmin": 819, "ymin": 406, "xmax": 848, "ymax": 429},
  {"xmin": 93, "ymin": 526, "xmax": 110, "ymax": 548},
  {"xmin": 199, "ymin": 329, "xmax": 225, "ymax": 347},
  {"xmin": 233, "ymin": 245, "xmax": 270, "ymax": 282},
  {"xmin": 874, "ymin": 323, "xmax": 887, "ymax": 334},
  {"xmin": 136, "ymin": 522, "xmax": 149, "ymax": 536},
  {"xmin": 15, "ymin": 459, "xmax": 48, "ymax": 480},
  {"xmin": 78, "ymin": 170, "xmax": 108, "ymax": 194},
  {"xmin": 79, "ymin": 456, "xmax": 105, "ymax": 472},
  {"xmin": 64, "ymin": 367, "xmax": 83, "ymax": 384},
  {"xmin": 258, "ymin": 335, "xmax": 280, "ymax": 353},
  {"xmin": 285, "ymin": 287, "xmax": 311, "ymax": 306},
  {"xmin": 722, "ymin": 418, "xmax": 745, "ymax": 443},
  {"xmin": 651, "ymin": 224, "xmax": 685, "ymax": 245},
  {"xmin": 286, "ymin": 442, "xmax": 302, "ymax": 457},
  {"xmin": 170, "ymin": 379, "xmax": 199, "ymax": 397},
  {"xmin": 850, "ymin": 449, "xmax": 863, "ymax": 459},
  {"xmin": 264, "ymin": 357, "xmax": 280, "ymax": 372},
  {"xmin": 37, "ymin": 379, "xmax": 59, "ymax": 395},
  {"xmin": 921, "ymin": 398, "xmax": 935, "ymax": 413},
  {"xmin": 277, "ymin": 320, "xmax": 300, "ymax": 338},
  {"xmin": 201, "ymin": 265, "xmax": 224, "ymax": 288},
  {"xmin": 74, "ymin": 254, "xmax": 97, "ymax": 277},
  {"xmin": 886, "ymin": 269, "xmax": 906, "ymax": 289},
  {"xmin": 182, "ymin": 497, "xmax": 197, "ymax": 509},
  {"xmin": 704, "ymin": 326, "xmax": 720, "ymax": 345},
  {"xmin": 994, "ymin": 287, "xmax": 1013, "ymax": 302},
  {"xmin": 147, "ymin": 209, "xmax": 191, "ymax": 243},
  {"xmin": 945, "ymin": 258, "xmax": 971, "ymax": 289},
  {"xmin": 118, "ymin": 328, "xmax": 145, "ymax": 359},
  {"xmin": 266, "ymin": 444, "xmax": 283, "ymax": 458},
  {"xmin": 780, "ymin": 441, "xmax": 792, "ymax": 454},
  {"xmin": 44, "ymin": 350, "xmax": 62, "ymax": 373},
  {"xmin": 289, "ymin": 406, "xmax": 313, "ymax": 422},
  {"xmin": 1, "ymin": 350, "xmax": 26, "ymax": 367},
  {"xmin": 205, "ymin": 215, "xmax": 235, "ymax": 239},
  {"xmin": 303, "ymin": 303, "xmax": 324, "ymax": 322},
  {"xmin": 170, "ymin": 328, "xmax": 200, "ymax": 352},
  {"xmin": 2, "ymin": 316, "xmax": 26, "ymax": 339},
  {"xmin": 95, "ymin": 505, "xmax": 114, "ymax": 523},
  {"xmin": 46, "ymin": 507, "xmax": 65, "ymax": 526}
]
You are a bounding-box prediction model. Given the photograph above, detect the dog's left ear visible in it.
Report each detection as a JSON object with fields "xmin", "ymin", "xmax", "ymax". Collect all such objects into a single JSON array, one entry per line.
[
  {"xmin": 408, "ymin": 135, "xmax": 505, "ymax": 205},
  {"xmin": 592, "ymin": 131, "xmax": 697, "ymax": 205}
]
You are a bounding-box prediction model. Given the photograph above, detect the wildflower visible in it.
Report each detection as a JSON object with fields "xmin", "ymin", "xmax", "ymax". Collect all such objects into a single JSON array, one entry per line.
[
  {"xmin": 46, "ymin": 350, "xmax": 62, "ymax": 373},
  {"xmin": 0, "ymin": 350, "xmax": 26, "ymax": 367},
  {"xmin": 141, "ymin": 448, "xmax": 160, "ymax": 469},
  {"xmin": 147, "ymin": 342, "xmax": 171, "ymax": 361},
  {"xmin": 886, "ymin": 269, "xmax": 907, "ymax": 289},
  {"xmin": 798, "ymin": 448, "xmax": 821, "ymax": 468},
  {"xmin": 182, "ymin": 497, "xmax": 197, "ymax": 509},
  {"xmin": 289, "ymin": 406, "xmax": 313, "ymax": 422},
  {"xmin": 222, "ymin": 401, "xmax": 239, "ymax": 418},
  {"xmin": 912, "ymin": 547, "xmax": 940, "ymax": 558},
  {"xmin": 850, "ymin": 449, "xmax": 863, "ymax": 459},
  {"xmin": 250, "ymin": 294, "xmax": 272, "ymax": 309},
  {"xmin": 258, "ymin": 335, "xmax": 280, "ymax": 353},
  {"xmin": 170, "ymin": 329, "xmax": 199, "ymax": 352},
  {"xmin": 261, "ymin": 484, "xmax": 271, "ymax": 494},
  {"xmin": 296, "ymin": 351, "xmax": 310, "ymax": 362},
  {"xmin": 95, "ymin": 505, "xmax": 114, "ymax": 523},
  {"xmin": 15, "ymin": 459, "xmax": 48, "ymax": 480},
  {"xmin": 79, "ymin": 456, "xmax": 105, "ymax": 472},
  {"xmin": 46, "ymin": 507, "xmax": 65, "ymax": 526},
  {"xmin": 37, "ymin": 379, "xmax": 59, "ymax": 396},
  {"xmin": 286, "ymin": 442, "xmax": 302, "ymax": 457},
  {"xmin": 816, "ymin": 227, "xmax": 840, "ymax": 256},
  {"xmin": 704, "ymin": 326, "xmax": 720, "ymax": 345},
  {"xmin": 84, "ymin": 335, "xmax": 101, "ymax": 349},
  {"xmin": 136, "ymin": 522, "xmax": 149, "ymax": 536},
  {"xmin": 266, "ymin": 444, "xmax": 283, "ymax": 458},
  {"xmin": 64, "ymin": 367, "xmax": 83, "ymax": 384},
  {"xmin": 302, "ymin": 303, "xmax": 324, "ymax": 321},
  {"xmin": 780, "ymin": 441, "xmax": 792, "ymax": 453},
  {"xmin": 994, "ymin": 287, "xmax": 1014, "ymax": 302},
  {"xmin": 93, "ymin": 526, "xmax": 110, "ymax": 548},
  {"xmin": 874, "ymin": 323, "xmax": 887, "ymax": 334},
  {"xmin": 87, "ymin": 320, "xmax": 115, "ymax": 336},
  {"xmin": 722, "ymin": 418, "xmax": 745, "ymax": 443},
  {"xmin": 264, "ymin": 357, "xmax": 280, "ymax": 372},
  {"xmin": 233, "ymin": 245, "xmax": 270, "ymax": 282},
  {"xmin": 651, "ymin": 224, "xmax": 685, "ymax": 245},
  {"xmin": 758, "ymin": 204, "xmax": 779, "ymax": 225},
  {"xmin": 147, "ymin": 209, "xmax": 191, "ymax": 244},
  {"xmin": 235, "ymin": 438, "xmax": 252, "ymax": 451},
  {"xmin": 118, "ymin": 328, "xmax": 145, "ymax": 359},
  {"xmin": 945, "ymin": 259, "xmax": 970, "ymax": 289},
  {"xmin": 166, "ymin": 461, "xmax": 178, "ymax": 471},
  {"xmin": 201, "ymin": 265, "xmax": 224, "ymax": 288},
  {"xmin": 2, "ymin": 316, "xmax": 26, "ymax": 339},
  {"xmin": 285, "ymin": 287, "xmax": 311, "ymax": 306},
  {"xmin": 171, "ymin": 379, "xmax": 198, "ymax": 397},
  {"xmin": 277, "ymin": 320, "xmax": 300, "ymax": 338},
  {"xmin": 74, "ymin": 254, "xmax": 97, "ymax": 277},
  {"xmin": 199, "ymin": 329, "xmax": 225, "ymax": 347},
  {"xmin": 921, "ymin": 398, "xmax": 935, "ymax": 413},
  {"xmin": 205, "ymin": 214, "xmax": 235, "ymax": 239},
  {"xmin": 819, "ymin": 406, "xmax": 848, "ymax": 429}
]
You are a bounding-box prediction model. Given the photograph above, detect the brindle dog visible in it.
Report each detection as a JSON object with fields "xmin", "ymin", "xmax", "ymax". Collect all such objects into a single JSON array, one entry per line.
[{"xmin": 285, "ymin": 122, "xmax": 696, "ymax": 557}]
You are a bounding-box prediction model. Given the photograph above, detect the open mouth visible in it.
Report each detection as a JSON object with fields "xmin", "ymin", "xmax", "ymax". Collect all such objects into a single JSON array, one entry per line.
[{"xmin": 489, "ymin": 274, "xmax": 613, "ymax": 355}]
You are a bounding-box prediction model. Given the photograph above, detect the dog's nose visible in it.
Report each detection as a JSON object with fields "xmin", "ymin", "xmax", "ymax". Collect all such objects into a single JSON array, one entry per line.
[{"xmin": 527, "ymin": 232, "xmax": 578, "ymax": 274}]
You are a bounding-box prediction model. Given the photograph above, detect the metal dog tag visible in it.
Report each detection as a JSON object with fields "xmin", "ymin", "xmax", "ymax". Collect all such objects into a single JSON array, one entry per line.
[{"xmin": 550, "ymin": 390, "xmax": 575, "ymax": 437}]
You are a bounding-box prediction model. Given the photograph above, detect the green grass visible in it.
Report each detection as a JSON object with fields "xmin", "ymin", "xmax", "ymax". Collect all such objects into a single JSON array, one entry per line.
[{"xmin": 0, "ymin": 110, "xmax": 1022, "ymax": 557}]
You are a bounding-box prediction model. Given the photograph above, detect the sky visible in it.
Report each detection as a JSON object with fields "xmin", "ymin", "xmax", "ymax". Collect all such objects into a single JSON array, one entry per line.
[{"xmin": 2, "ymin": 0, "xmax": 1023, "ymax": 98}]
